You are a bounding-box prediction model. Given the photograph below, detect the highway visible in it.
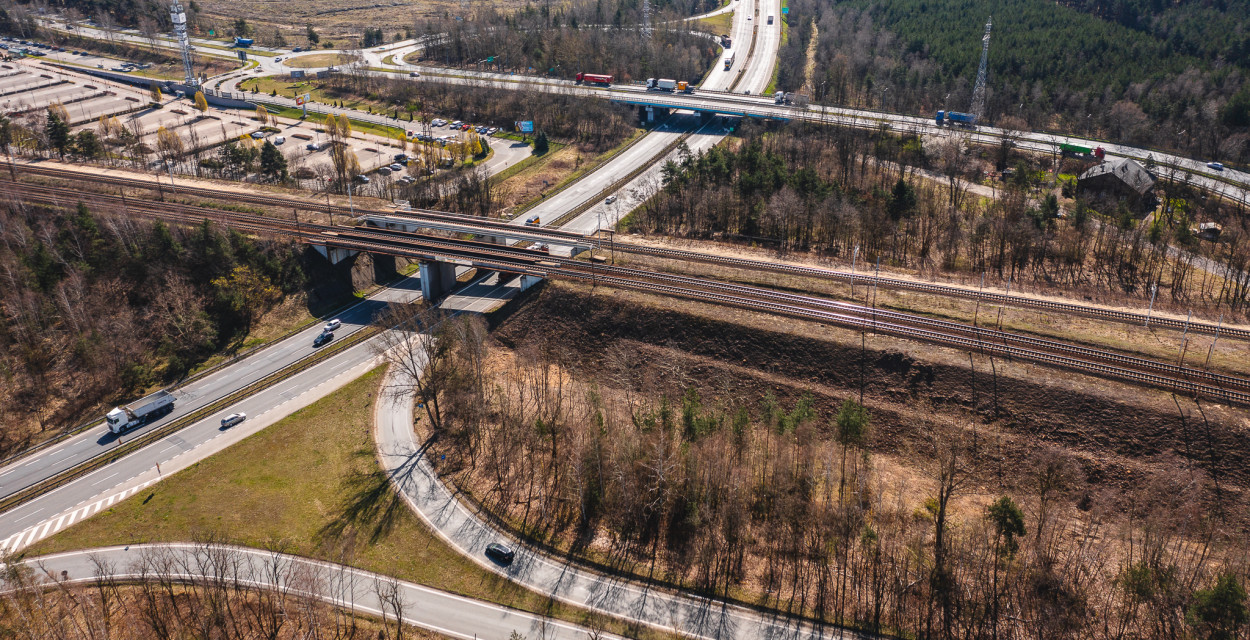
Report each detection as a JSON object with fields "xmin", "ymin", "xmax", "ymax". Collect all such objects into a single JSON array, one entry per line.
[
  {"xmin": 0, "ymin": 279, "xmax": 422, "ymax": 552},
  {"xmin": 17, "ymin": 544, "xmax": 622, "ymax": 640},
  {"xmin": 0, "ymin": 284, "xmax": 397, "ymax": 500}
]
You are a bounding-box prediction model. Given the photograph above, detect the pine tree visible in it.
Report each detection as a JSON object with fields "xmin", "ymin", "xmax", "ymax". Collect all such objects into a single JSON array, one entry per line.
[
  {"xmin": 45, "ymin": 108, "xmax": 71, "ymax": 158},
  {"xmin": 533, "ymin": 131, "xmax": 549, "ymax": 155}
]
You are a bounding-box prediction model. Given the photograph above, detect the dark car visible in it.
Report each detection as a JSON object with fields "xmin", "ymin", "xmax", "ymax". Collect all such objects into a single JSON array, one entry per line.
[
  {"xmin": 485, "ymin": 542, "xmax": 514, "ymax": 564},
  {"xmin": 313, "ymin": 331, "xmax": 334, "ymax": 347}
]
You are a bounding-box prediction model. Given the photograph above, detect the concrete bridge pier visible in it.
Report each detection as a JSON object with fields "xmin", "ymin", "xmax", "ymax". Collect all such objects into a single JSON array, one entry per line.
[
  {"xmin": 312, "ymin": 245, "xmax": 359, "ymax": 265},
  {"xmin": 420, "ymin": 261, "xmax": 459, "ymax": 303}
]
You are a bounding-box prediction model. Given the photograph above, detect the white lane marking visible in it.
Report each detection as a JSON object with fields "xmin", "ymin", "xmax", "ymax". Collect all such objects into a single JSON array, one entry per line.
[
  {"xmin": 12, "ymin": 508, "xmax": 42, "ymax": 523},
  {"xmin": 91, "ymin": 472, "xmax": 118, "ymax": 486}
]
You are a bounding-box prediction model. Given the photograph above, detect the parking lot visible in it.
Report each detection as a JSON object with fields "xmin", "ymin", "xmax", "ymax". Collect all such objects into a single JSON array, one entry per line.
[
  {"xmin": 0, "ymin": 62, "xmax": 151, "ymax": 124},
  {"xmin": 271, "ymin": 119, "xmax": 402, "ymax": 178}
]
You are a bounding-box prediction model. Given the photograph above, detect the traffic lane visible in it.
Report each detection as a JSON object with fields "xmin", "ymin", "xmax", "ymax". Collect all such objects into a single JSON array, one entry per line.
[
  {"xmin": 378, "ymin": 369, "xmax": 869, "ymax": 640},
  {"xmin": 560, "ymin": 120, "xmax": 729, "ymax": 237},
  {"xmin": 0, "ymin": 337, "xmax": 383, "ymax": 543},
  {"xmin": 0, "ymin": 276, "xmax": 418, "ymax": 498},
  {"xmin": 512, "ymin": 121, "xmax": 695, "ymax": 227},
  {"xmin": 23, "ymin": 545, "xmax": 624, "ymax": 640}
]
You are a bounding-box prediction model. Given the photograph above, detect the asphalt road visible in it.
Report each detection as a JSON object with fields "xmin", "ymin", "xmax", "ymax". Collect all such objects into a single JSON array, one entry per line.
[
  {"xmin": 376, "ymin": 366, "xmax": 871, "ymax": 640},
  {"xmin": 17, "ymin": 543, "xmax": 621, "ymax": 640},
  {"xmin": 0, "ymin": 276, "xmax": 424, "ymax": 550}
]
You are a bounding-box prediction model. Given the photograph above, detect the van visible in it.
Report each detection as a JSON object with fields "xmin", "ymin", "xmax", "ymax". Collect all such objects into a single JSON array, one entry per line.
[{"xmin": 525, "ymin": 214, "xmax": 540, "ymax": 226}]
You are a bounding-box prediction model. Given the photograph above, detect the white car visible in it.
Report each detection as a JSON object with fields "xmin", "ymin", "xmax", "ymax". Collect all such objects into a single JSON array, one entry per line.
[
  {"xmin": 221, "ymin": 412, "xmax": 246, "ymax": 428},
  {"xmin": 605, "ymin": 195, "xmax": 617, "ymax": 205},
  {"xmin": 323, "ymin": 318, "xmax": 342, "ymax": 332},
  {"xmin": 250, "ymin": 131, "xmax": 265, "ymax": 139},
  {"xmin": 273, "ymin": 136, "xmax": 285, "ymax": 145}
]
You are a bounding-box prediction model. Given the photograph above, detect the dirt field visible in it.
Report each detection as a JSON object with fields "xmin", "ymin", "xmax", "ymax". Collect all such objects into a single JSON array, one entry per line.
[
  {"xmin": 484, "ymin": 280, "xmax": 1250, "ymax": 516},
  {"xmin": 193, "ymin": 0, "xmax": 523, "ymax": 39}
]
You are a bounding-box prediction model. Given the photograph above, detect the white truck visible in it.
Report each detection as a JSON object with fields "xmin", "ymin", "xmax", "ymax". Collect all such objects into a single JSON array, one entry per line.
[
  {"xmin": 105, "ymin": 390, "xmax": 175, "ymax": 434},
  {"xmin": 646, "ymin": 78, "xmax": 677, "ymax": 91}
]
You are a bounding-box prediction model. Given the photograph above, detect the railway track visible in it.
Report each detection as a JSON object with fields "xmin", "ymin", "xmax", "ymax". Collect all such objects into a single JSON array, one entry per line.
[
  {"xmin": 16, "ymin": 163, "xmax": 1242, "ymax": 342},
  {"xmin": 14, "ymin": 180, "xmax": 1250, "ymax": 407},
  {"xmin": 542, "ymin": 267, "xmax": 1250, "ymax": 408},
  {"xmin": 557, "ymin": 260, "xmax": 1250, "ymax": 393},
  {"xmin": 8, "ymin": 165, "xmax": 588, "ymax": 243},
  {"xmin": 609, "ymin": 242, "xmax": 1250, "ymax": 341}
]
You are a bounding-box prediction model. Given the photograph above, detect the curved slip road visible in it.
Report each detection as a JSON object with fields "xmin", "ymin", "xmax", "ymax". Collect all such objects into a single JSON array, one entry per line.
[
  {"xmin": 375, "ymin": 366, "xmax": 871, "ymax": 640},
  {"xmin": 13, "ymin": 543, "xmax": 620, "ymax": 640}
]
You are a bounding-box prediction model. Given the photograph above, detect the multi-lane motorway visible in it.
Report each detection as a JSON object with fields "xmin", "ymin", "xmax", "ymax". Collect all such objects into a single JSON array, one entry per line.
[
  {"xmin": 0, "ymin": 279, "xmax": 421, "ymax": 552},
  {"xmin": 6, "ymin": 3, "xmax": 1248, "ymax": 638}
]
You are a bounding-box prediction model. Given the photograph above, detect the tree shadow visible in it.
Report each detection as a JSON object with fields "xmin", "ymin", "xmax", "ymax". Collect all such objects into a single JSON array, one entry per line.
[{"xmin": 316, "ymin": 447, "xmax": 408, "ymax": 546}]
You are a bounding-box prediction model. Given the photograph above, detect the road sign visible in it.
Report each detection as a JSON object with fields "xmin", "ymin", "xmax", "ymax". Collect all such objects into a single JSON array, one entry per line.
[
  {"xmin": 781, "ymin": 6, "xmax": 789, "ymax": 13},
  {"xmin": 237, "ymin": 50, "xmax": 247, "ymax": 62},
  {"xmin": 516, "ymin": 120, "xmax": 534, "ymax": 133}
]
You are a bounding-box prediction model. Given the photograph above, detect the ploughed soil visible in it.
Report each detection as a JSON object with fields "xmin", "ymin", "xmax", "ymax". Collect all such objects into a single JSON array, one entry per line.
[{"xmin": 491, "ymin": 280, "xmax": 1250, "ymax": 527}]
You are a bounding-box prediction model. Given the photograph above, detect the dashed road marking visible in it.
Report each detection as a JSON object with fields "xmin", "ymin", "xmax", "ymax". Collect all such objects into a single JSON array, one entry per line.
[{"xmin": 0, "ymin": 480, "xmax": 153, "ymax": 554}]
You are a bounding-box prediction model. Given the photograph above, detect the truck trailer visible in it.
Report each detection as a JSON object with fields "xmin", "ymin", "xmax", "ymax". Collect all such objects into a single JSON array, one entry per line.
[
  {"xmin": 646, "ymin": 78, "xmax": 677, "ymax": 91},
  {"xmin": 575, "ymin": 72, "xmax": 613, "ymax": 85},
  {"xmin": 106, "ymin": 390, "xmax": 175, "ymax": 434},
  {"xmin": 724, "ymin": 52, "xmax": 736, "ymax": 70},
  {"xmin": 233, "ymin": 37, "xmax": 253, "ymax": 48},
  {"xmin": 1060, "ymin": 143, "xmax": 1106, "ymax": 159},
  {"xmin": 935, "ymin": 110, "xmax": 977, "ymax": 126}
]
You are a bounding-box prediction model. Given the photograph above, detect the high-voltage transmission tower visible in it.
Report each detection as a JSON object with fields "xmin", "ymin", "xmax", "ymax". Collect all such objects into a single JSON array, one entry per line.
[
  {"xmin": 641, "ymin": 0, "xmax": 653, "ymax": 40},
  {"xmin": 170, "ymin": 0, "xmax": 197, "ymax": 87},
  {"xmin": 969, "ymin": 16, "xmax": 991, "ymax": 122}
]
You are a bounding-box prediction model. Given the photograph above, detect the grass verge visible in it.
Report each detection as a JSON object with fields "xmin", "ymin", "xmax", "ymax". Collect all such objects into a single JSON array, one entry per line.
[
  {"xmin": 285, "ymin": 53, "xmax": 359, "ymax": 68},
  {"xmin": 24, "ymin": 367, "xmax": 673, "ymax": 640}
]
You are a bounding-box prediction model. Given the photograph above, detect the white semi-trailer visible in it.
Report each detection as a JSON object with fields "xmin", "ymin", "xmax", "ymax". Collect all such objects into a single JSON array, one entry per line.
[{"xmin": 105, "ymin": 390, "xmax": 175, "ymax": 434}]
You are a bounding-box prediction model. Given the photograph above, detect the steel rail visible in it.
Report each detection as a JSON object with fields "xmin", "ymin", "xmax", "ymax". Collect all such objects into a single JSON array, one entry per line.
[
  {"xmin": 609, "ymin": 242, "xmax": 1250, "ymax": 341},
  {"xmin": 17, "ymin": 182, "xmax": 1249, "ymax": 406}
]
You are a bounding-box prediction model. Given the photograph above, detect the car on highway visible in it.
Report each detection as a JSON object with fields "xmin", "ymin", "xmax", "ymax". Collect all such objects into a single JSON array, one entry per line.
[
  {"xmin": 220, "ymin": 412, "xmax": 247, "ymax": 428},
  {"xmin": 324, "ymin": 318, "xmax": 342, "ymax": 332},
  {"xmin": 273, "ymin": 136, "xmax": 285, "ymax": 145},
  {"xmin": 313, "ymin": 331, "xmax": 334, "ymax": 347},
  {"xmin": 293, "ymin": 47, "xmax": 303, "ymax": 52},
  {"xmin": 274, "ymin": 56, "xmax": 283, "ymax": 62},
  {"xmin": 1208, "ymin": 162, "xmax": 1225, "ymax": 171},
  {"xmin": 409, "ymin": 71, "xmax": 420, "ymax": 77},
  {"xmin": 485, "ymin": 542, "xmax": 515, "ymax": 564},
  {"xmin": 605, "ymin": 195, "xmax": 617, "ymax": 205},
  {"xmin": 388, "ymin": 163, "xmax": 404, "ymax": 172}
]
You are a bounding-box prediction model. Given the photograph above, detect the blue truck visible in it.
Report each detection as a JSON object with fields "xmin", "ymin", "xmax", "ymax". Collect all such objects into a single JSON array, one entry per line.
[
  {"xmin": 234, "ymin": 37, "xmax": 253, "ymax": 48},
  {"xmin": 935, "ymin": 110, "xmax": 977, "ymax": 126}
]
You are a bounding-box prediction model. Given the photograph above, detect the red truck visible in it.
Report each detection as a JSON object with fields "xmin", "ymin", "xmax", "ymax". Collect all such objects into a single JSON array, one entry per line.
[{"xmin": 576, "ymin": 72, "xmax": 613, "ymax": 85}]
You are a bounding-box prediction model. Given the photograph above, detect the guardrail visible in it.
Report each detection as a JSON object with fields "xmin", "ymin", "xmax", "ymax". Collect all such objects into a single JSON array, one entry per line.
[
  {"xmin": 0, "ymin": 288, "xmax": 383, "ymax": 472},
  {"xmin": 0, "ymin": 326, "xmax": 379, "ymax": 517},
  {"xmin": 547, "ymin": 130, "xmax": 695, "ymax": 230}
]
